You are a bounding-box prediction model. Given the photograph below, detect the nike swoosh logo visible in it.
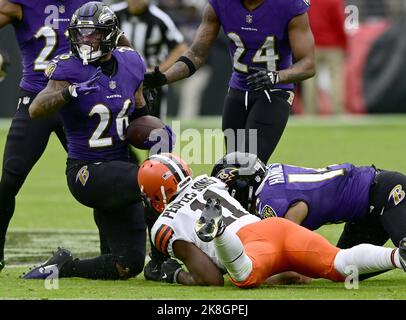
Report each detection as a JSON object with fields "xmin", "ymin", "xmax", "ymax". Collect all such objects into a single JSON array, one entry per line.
[{"xmin": 161, "ymin": 273, "xmax": 168, "ymax": 279}]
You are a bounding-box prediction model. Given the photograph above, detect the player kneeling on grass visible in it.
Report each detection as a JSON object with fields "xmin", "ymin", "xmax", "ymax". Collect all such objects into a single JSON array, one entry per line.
[
  {"xmin": 137, "ymin": 153, "xmax": 406, "ymax": 287},
  {"xmin": 21, "ymin": 2, "xmax": 174, "ymax": 281}
]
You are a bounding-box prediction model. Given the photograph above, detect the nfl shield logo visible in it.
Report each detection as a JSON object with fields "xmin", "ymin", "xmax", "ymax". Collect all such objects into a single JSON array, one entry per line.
[
  {"xmin": 246, "ymin": 14, "xmax": 253, "ymax": 24},
  {"xmin": 23, "ymin": 96, "xmax": 30, "ymax": 105},
  {"xmin": 109, "ymin": 81, "xmax": 117, "ymax": 90},
  {"xmin": 59, "ymin": 5, "xmax": 65, "ymax": 14}
]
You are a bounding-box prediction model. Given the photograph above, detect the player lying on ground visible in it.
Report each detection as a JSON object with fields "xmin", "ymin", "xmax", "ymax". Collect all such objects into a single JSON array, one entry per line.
[
  {"xmin": 137, "ymin": 153, "xmax": 406, "ymax": 287},
  {"xmin": 212, "ymin": 152, "xmax": 406, "ymax": 247}
]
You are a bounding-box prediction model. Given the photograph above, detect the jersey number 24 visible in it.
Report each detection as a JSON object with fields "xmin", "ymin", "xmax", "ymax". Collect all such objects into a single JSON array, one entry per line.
[{"xmin": 228, "ymin": 33, "xmax": 279, "ymax": 73}]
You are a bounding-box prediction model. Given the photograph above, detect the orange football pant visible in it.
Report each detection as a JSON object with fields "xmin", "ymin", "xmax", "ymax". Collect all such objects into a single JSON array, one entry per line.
[{"xmin": 233, "ymin": 217, "xmax": 345, "ymax": 288}]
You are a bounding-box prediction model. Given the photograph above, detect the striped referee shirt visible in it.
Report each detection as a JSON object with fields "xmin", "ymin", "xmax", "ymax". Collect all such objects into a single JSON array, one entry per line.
[{"xmin": 111, "ymin": 1, "xmax": 185, "ymax": 68}]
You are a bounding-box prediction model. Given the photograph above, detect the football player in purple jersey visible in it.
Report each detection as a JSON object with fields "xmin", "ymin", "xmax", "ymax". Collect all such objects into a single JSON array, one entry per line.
[
  {"xmin": 0, "ymin": 0, "xmax": 134, "ymax": 272},
  {"xmin": 21, "ymin": 2, "xmax": 156, "ymax": 280},
  {"xmin": 144, "ymin": 0, "xmax": 315, "ymax": 164},
  {"xmin": 212, "ymin": 152, "xmax": 406, "ymax": 249}
]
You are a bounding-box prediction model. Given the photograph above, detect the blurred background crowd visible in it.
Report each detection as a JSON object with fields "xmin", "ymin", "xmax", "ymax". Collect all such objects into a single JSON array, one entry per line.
[{"xmin": 1, "ymin": 0, "xmax": 406, "ymax": 118}]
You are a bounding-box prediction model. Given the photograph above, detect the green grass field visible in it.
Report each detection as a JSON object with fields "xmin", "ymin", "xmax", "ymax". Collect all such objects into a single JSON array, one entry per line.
[{"xmin": 1, "ymin": 115, "xmax": 406, "ymax": 300}]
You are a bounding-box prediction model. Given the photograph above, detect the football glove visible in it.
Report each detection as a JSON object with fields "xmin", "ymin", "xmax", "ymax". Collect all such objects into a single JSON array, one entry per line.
[
  {"xmin": 70, "ymin": 67, "xmax": 101, "ymax": 97},
  {"xmin": 143, "ymin": 125, "xmax": 176, "ymax": 153},
  {"xmin": 144, "ymin": 66, "xmax": 167, "ymax": 89},
  {"xmin": 143, "ymin": 88, "xmax": 158, "ymax": 113},
  {"xmin": 0, "ymin": 50, "xmax": 10, "ymax": 83},
  {"xmin": 246, "ymin": 67, "xmax": 279, "ymax": 91},
  {"xmin": 144, "ymin": 257, "xmax": 163, "ymax": 282},
  {"xmin": 160, "ymin": 258, "xmax": 183, "ymax": 283}
]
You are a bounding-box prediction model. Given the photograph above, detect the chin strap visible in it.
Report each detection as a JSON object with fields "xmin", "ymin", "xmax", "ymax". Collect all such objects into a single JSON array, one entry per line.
[{"xmin": 81, "ymin": 47, "xmax": 90, "ymax": 65}]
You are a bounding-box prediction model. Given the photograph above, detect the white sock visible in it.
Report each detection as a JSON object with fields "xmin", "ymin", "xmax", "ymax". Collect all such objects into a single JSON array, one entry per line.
[
  {"xmin": 213, "ymin": 228, "xmax": 253, "ymax": 282},
  {"xmin": 334, "ymin": 244, "xmax": 400, "ymax": 276}
]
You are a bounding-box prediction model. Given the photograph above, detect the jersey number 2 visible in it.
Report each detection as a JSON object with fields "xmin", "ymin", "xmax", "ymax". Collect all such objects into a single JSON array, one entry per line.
[{"xmin": 34, "ymin": 26, "xmax": 69, "ymax": 71}]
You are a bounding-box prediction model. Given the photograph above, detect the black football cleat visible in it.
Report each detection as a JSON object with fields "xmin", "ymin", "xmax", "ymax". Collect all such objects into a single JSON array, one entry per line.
[
  {"xmin": 398, "ymin": 238, "xmax": 406, "ymax": 271},
  {"xmin": 0, "ymin": 260, "xmax": 4, "ymax": 273},
  {"xmin": 21, "ymin": 247, "xmax": 73, "ymax": 279},
  {"xmin": 195, "ymin": 198, "xmax": 225, "ymax": 242},
  {"xmin": 144, "ymin": 255, "xmax": 164, "ymax": 282}
]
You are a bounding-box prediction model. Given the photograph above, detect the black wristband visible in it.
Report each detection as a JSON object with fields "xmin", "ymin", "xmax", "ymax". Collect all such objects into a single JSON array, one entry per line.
[
  {"xmin": 176, "ymin": 56, "xmax": 196, "ymax": 77},
  {"xmin": 130, "ymin": 105, "xmax": 150, "ymax": 121},
  {"xmin": 62, "ymin": 86, "xmax": 72, "ymax": 102}
]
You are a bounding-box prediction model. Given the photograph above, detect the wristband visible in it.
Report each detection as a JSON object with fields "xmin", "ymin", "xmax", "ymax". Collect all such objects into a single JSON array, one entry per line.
[
  {"xmin": 131, "ymin": 105, "xmax": 150, "ymax": 121},
  {"xmin": 62, "ymin": 86, "xmax": 73, "ymax": 102},
  {"xmin": 173, "ymin": 268, "xmax": 182, "ymax": 284},
  {"xmin": 176, "ymin": 56, "xmax": 196, "ymax": 77}
]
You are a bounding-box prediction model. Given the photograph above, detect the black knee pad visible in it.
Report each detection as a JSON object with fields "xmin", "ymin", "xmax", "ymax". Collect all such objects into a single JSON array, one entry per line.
[{"xmin": 116, "ymin": 249, "xmax": 146, "ymax": 279}]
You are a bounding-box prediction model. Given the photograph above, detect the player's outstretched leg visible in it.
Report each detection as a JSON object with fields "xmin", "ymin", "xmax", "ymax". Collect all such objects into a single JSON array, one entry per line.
[
  {"xmin": 194, "ymin": 198, "xmax": 253, "ymax": 283},
  {"xmin": 21, "ymin": 247, "xmax": 73, "ymax": 279}
]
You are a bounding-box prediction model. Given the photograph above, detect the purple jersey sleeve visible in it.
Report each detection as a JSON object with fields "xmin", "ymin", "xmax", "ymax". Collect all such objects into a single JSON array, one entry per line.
[
  {"xmin": 285, "ymin": 0, "xmax": 310, "ymax": 20},
  {"xmin": 45, "ymin": 54, "xmax": 91, "ymax": 84},
  {"xmin": 257, "ymin": 195, "xmax": 290, "ymax": 219},
  {"xmin": 8, "ymin": 0, "xmax": 25, "ymax": 4},
  {"xmin": 117, "ymin": 48, "xmax": 146, "ymax": 92},
  {"xmin": 208, "ymin": 0, "xmax": 221, "ymax": 20}
]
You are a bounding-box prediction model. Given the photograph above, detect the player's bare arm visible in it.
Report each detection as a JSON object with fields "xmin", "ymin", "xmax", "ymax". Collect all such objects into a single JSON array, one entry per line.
[
  {"xmin": 173, "ymin": 240, "xmax": 224, "ymax": 286},
  {"xmin": 159, "ymin": 43, "xmax": 188, "ymax": 73},
  {"xmin": 0, "ymin": 0, "xmax": 22, "ymax": 27},
  {"xmin": 284, "ymin": 201, "xmax": 308, "ymax": 225},
  {"xmin": 278, "ymin": 13, "xmax": 315, "ymax": 84},
  {"xmin": 31, "ymin": 67, "xmax": 101, "ymax": 119},
  {"xmin": 29, "ymin": 79, "xmax": 71, "ymax": 119},
  {"xmin": 134, "ymin": 82, "xmax": 147, "ymax": 108},
  {"xmin": 164, "ymin": 4, "xmax": 220, "ymax": 83}
]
